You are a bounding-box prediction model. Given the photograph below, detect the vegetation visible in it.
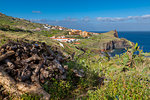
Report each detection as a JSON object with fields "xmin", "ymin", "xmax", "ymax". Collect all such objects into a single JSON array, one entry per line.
[
  {"xmin": 38, "ymin": 29, "xmax": 69, "ymax": 37},
  {"xmin": 0, "ymin": 13, "xmax": 149, "ymax": 100},
  {"xmin": 86, "ymin": 44, "xmax": 150, "ymax": 100},
  {"xmin": 19, "ymin": 43, "xmax": 149, "ymax": 100},
  {"xmin": 0, "ymin": 12, "xmax": 43, "ymax": 30}
]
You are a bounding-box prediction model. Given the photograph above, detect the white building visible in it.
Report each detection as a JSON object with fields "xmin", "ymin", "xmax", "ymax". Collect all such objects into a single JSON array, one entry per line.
[
  {"xmin": 43, "ymin": 25, "xmax": 51, "ymax": 30},
  {"xmin": 50, "ymin": 38, "xmax": 79, "ymax": 43}
]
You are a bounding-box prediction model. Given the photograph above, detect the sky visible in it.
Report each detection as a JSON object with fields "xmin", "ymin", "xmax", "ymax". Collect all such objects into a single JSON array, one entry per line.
[{"xmin": 0, "ymin": 0, "xmax": 150, "ymax": 31}]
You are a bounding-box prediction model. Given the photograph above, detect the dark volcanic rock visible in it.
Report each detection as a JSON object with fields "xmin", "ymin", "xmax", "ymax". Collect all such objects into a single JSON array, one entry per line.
[{"xmin": 103, "ymin": 39, "xmax": 132, "ymax": 51}]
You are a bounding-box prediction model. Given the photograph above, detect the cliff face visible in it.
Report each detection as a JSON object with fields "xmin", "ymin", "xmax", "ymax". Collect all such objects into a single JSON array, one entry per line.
[
  {"xmin": 97, "ymin": 30, "xmax": 133, "ymax": 51},
  {"xmin": 114, "ymin": 30, "xmax": 119, "ymax": 38},
  {"xmin": 81, "ymin": 39, "xmax": 132, "ymax": 54},
  {"xmin": 103, "ymin": 39, "xmax": 132, "ymax": 50},
  {"xmin": 79, "ymin": 30, "xmax": 133, "ymax": 53}
]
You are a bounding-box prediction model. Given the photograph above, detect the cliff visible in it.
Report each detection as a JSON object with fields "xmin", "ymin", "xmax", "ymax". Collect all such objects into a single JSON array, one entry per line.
[
  {"xmin": 103, "ymin": 39, "xmax": 132, "ymax": 50},
  {"xmin": 78, "ymin": 30, "xmax": 133, "ymax": 52}
]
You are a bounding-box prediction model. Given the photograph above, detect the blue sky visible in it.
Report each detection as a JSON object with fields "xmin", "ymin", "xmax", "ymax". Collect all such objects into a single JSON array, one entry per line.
[{"xmin": 0, "ymin": 0, "xmax": 150, "ymax": 31}]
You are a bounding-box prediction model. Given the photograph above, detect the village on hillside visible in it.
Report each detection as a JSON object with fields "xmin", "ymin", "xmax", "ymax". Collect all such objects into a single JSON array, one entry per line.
[
  {"xmin": 42, "ymin": 25, "xmax": 101, "ymax": 43},
  {"xmin": 43, "ymin": 25, "xmax": 118, "ymax": 44}
]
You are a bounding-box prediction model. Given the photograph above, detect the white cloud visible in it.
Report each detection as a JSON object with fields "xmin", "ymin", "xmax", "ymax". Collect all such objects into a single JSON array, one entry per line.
[
  {"xmin": 82, "ymin": 17, "xmax": 91, "ymax": 22},
  {"xmin": 63, "ymin": 18, "xmax": 78, "ymax": 22},
  {"xmin": 97, "ymin": 17, "xmax": 126, "ymax": 22},
  {"xmin": 141, "ymin": 15, "xmax": 150, "ymax": 19},
  {"xmin": 30, "ymin": 14, "xmax": 150, "ymax": 31},
  {"xmin": 127, "ymin": 16, "xmax": 140, "ymax": 19},
  {"xmin": 31, "ymin": 14, "xmax": 150, "ymax": 25},
  {"xmin": 32, "ymin": 11, "xmax": 41, "ymax": 14},
  {"xmin": 97, "ymin": 14, "xmax": 150, "ymax": 22}
]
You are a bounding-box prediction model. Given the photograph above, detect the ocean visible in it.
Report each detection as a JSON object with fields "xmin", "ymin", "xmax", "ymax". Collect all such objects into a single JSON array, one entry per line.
[
  {"xmin": 118, "ymin": 31, "xmax": 150, "ymax": 53},
  {"xmin": 93, "ymin": 31, "xmax": 150, "ymax": 56}
]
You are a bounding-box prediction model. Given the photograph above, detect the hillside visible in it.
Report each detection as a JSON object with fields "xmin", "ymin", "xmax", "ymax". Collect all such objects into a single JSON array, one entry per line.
[
  {"xmin": 0, "ymin": 12, "xmax": 43, "ymax": 30},
  {"xmin": 0, "ymin": 13, "xmax": 149, "ymax": 100}
]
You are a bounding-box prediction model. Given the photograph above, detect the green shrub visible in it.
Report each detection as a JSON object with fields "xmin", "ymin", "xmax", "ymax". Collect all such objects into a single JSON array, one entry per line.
[
  {"xmin": 42, "ymin": 79, "xmax": 72, "ymax": 99},
  {"xmin": 88, "ymin": 73, "xmax": 150, "ymax": 100},
  {"xmin": 21, "ymin": 94, "xmax": 41, "ymax": 100}
]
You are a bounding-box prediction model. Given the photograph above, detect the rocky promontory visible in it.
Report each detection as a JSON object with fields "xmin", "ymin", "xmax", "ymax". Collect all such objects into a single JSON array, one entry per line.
[{"xmin": 78, "ymin": 30, "xmax": 133, "ymax": 53}]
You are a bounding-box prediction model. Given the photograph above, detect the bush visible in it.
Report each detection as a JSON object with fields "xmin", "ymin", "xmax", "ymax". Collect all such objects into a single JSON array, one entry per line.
[
  {"xmin": 0, "ymin": 24, "xmax": 11, "ymax": 31},
  {"xmin": 88, "ymin": 73, "xmax": 149, "ymax": 100},
  {"xmin": 42, "ymin": 79, "xmax": 72, "ymax": 99}
]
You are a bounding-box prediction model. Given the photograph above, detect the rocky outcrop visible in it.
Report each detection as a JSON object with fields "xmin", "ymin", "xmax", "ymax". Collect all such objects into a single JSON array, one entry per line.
[
  {"xmin": 102, "ymin": 39, "xmax": 132, "ymax": 51},
  {"xmin": 0, "ymin": 40, "xmax": 84, "ymax": 99},
  {"xmin": 114, "ymin": 30, "xmax": 119, "ymax": 38},
  {"xmin": 77, "ymin": 38, "xmax": 132, "ymax": 54}
]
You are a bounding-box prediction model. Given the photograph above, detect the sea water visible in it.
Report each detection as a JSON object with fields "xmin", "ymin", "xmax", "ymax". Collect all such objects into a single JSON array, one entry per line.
[{"xmin": 93, "ymin": 31, "xmax": 150, "ymax": 56}]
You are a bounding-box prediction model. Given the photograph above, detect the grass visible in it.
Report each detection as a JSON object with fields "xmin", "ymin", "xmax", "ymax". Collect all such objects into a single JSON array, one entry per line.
[
  {"xmin": 77, "ymin": 30, "xmax": 132, "ymax": 52},
  {"xmin": 0, "ymin": 13, "xmax": 149, "ymax": 100},
  {"xmin": 77, "ymin": 44, "xmax": 150, "ymax": 100},
  {"xmin": 0, "ymin": 30, "xmax": 149, "ymax": 99},
  {"xmin": 38, "ymin": 29, "xmax": 69, "ymax": 37},
  {"xmin": 0, "ymin": 13, "xmax": 43, "ymax": 30},
  {"xmin": 88, "ymin": 73, "xmax": 149, "ymax": 100},
  {"xmin": 1, "ymin": 31, "xmax": 149, "ymax": 99}
]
